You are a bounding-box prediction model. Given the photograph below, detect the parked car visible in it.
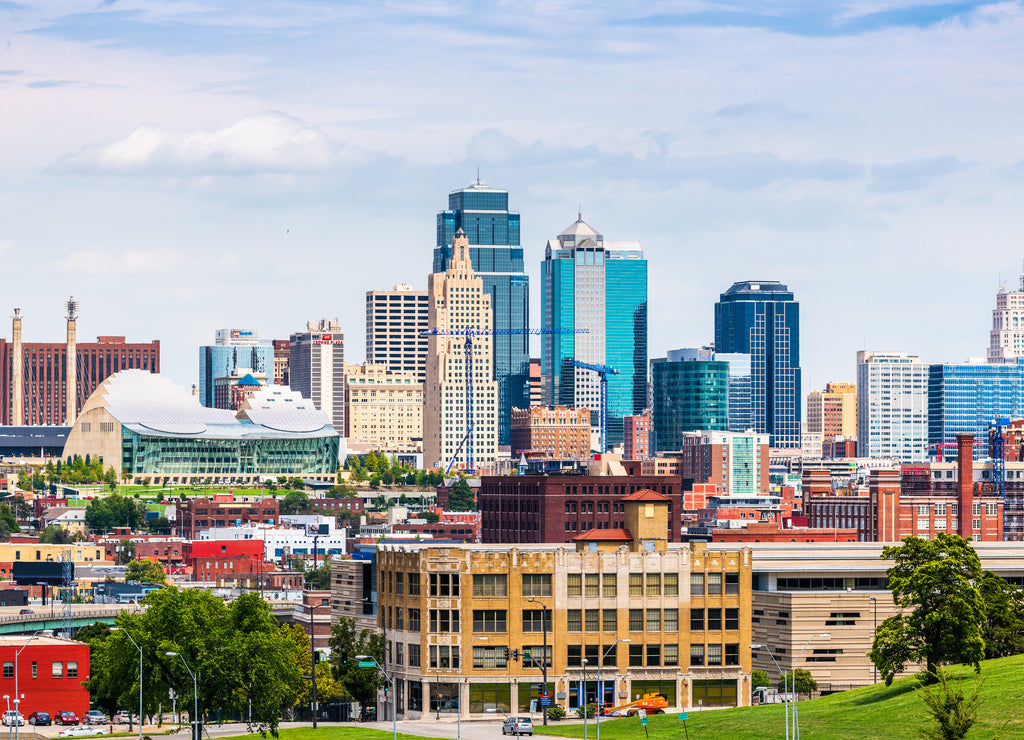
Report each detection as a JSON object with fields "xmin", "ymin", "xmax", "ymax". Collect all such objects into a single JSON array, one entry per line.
[
  {"xmin": 53, "ymin": 711, "xmax": 79, "ymax": 726},
  {"xmin": 2, "ymin": 712, "xmax": 25, "ymax": 727},
  {"xmin": 112, "ymin": 712, "xmax": 138, "ymax": 725},
  {"xmin": 18, "ymin": 609, "xmax": 33, "ymax": 615},
  {"xmin": 27, "ymin": 712, "xmax": 51, "ymax": 726},
  {"xmin": 82, "ymin": 711, "xmax": 106, "ymax": 725},
  {"xmin": 501, "ymin": 716, "xmax": 534, "ymax": 736},
  {"xmin": 57, "ymin": 726, "xmax": 102, "ymax": 737}
]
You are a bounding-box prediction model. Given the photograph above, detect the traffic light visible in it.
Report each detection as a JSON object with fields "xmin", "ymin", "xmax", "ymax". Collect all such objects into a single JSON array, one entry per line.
[
  {"xmin": 503, "ymin": 647, "xmax": 510, "ymax": 661},
  {"xmin": 313, "ymin": 650, "xmax": 321, "ymax": 664},
  {"xmin": 340, "ymin": 651, "xmax": 349, "ymax": 665},
  {"xmin": 511, "ymin": 649, "xmax": 520, "ymax": 662}
]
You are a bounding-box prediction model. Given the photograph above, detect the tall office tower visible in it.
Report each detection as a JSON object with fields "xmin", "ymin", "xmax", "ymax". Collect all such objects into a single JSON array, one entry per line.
[
  {"xmin": 289, "ymin": 319, "xmax": 346, "ymax": 432},
  {"xmin": 651, "ymin": 348, "xmax": 729, "ymax": 453},
  {"xmin": 857, "ymin": 351, "xmax": 929, "ymax": 461},
  {"xmin": 272, "ymin": 340, "xmax": 290, "ymax": 386},
  {"xmin": 432, "ymin": 180, "xmax": 528, "ymax": 446},
  {"xmin": 988, "ymin": 269, "xmax": 1024, "ymax": 362},
  {"xmin": 806, "ymin": 381, "xmax": 857, "ymax": 448},
  {"xmin": 424, "ymin": 229, "xmax": 498, "ymax": 471},
  {"xmin": 623, "ymin": 409, "xmax": 651, "ymax": 460},
  {"xmin": 365, "ymin": 284, "xmax": 429, "ymax": 383},
  {"xmin": 717, "ymin": 352, "xmax": 753, "ymax": 433},
  {"xmin": 199, "ymin": 329, "xmax": 275, "ymax": 407},
  {"xmin": 541, "ymin": 216, "xmax": 647, "ymax": 447},
  {"xmin": 714, "ymin": 281, "xmax": 801, "ymax": 448}
]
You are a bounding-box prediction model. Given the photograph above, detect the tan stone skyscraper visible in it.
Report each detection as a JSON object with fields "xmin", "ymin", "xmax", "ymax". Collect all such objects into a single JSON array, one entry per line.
[{"xmin": 424, "ymin": 228, "xmax": 498, "ymax": 471}]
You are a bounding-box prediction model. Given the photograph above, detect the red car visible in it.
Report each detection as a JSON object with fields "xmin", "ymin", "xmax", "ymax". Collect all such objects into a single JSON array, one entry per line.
[{"xmin": 53, "ymin": 712, "xmax": 78, "ymax": 726}]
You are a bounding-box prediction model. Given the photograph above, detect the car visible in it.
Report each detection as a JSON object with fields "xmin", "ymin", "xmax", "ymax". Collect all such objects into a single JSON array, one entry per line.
[
  {"xmin": 112, "ymin": 712, "xmax": 138, "ymax": 725},
  {"xmin": 501, "ymin": 717, "xmax": 534, "ymax": 736},
  {"xmin": 54, "ymin": 711, "xmax": 80, "ymax": 726},
  {"xmin": 27, "ymin": 712, "xmax": 51, "ymax": 726},
  {"xmin": 18, "ymin": 609, "xmax": 33, "ymax": 614},
  {"xmin": 57, "ymin": 726, "xmax": 103, "ymax": 737},
  {"xmin": 1, "ymin": 712, "xmax": 25, "ymax": 727},
  {"xmin": 82, "ymin": 711, "xmax": 106, "ymax": 725}
]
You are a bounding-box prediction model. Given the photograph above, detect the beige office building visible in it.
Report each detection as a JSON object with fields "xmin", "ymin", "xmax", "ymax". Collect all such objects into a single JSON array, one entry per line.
[
  {"xmin": 344, "ymin": 363, "xmax": 423, "ymax": 453},
  {"xmin": 424, "ymin": 229, "xmax": 498, "ymax": 472},
  {"xmin": 366, "ymin": 284, "xmax": 429, "ymax": 383}
]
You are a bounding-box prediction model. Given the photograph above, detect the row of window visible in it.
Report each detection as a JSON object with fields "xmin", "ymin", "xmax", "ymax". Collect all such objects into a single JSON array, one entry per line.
[
  {"xmin": 388, "ymin": 607, "xmax": 739, "ymax": 634},
  {"xmin": 2, "ymin": 661, "xmax": 78, "ymax": 678}
]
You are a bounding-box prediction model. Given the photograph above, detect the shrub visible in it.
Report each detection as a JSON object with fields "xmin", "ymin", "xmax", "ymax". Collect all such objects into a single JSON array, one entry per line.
[{"xmin": 546, "ymin": 706, "xmax": 566, "ymax": 721}]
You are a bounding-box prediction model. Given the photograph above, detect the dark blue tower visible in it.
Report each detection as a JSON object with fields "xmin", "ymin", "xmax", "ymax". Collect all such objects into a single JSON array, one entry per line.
[{"xmin": 432, "ymin": 179, "xmax": 529, "ymax": 446}]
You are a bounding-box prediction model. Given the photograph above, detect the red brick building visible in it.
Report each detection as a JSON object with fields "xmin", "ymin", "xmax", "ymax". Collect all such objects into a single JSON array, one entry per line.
[
  {"xmin": 623, "ymin": 410, "xmax": 651, "ymax": 461},
  {"xmin": 392, "ymin": 512, "xmax": 481, "ymax": 542},
  {"xmin": 510, "ymin": 406, "xmax": 591, "ymax": 458},
  {"xmin": 176, "ymin": 495, "xmax": 278, "ymax": 538},
  {"xmin": 291, "ymin": 590, "xmax": 332, "ymax": 650},
  {"xmin": 100, "ymin": 536, "xmax": 186, "ymax": 565},
  {"xmin": 0, "ymin": 637, "xmax": 90, "ymax": 717},
  {"xmin": 711, "ymin": 521, "xmax": 859, "ymax": 543},
  {"xmin": 309, "ymin": 497, "xmax": 364, "ymax": 517},
  {"xmin": 478, "ymin": 474, "xmax": 685, "ymax": 544}
]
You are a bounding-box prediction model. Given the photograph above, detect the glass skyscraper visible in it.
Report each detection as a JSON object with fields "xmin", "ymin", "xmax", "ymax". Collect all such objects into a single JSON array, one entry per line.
[
  {"xmin": 542, "ymin": 216, "xmax": 648, "ymax": 447},
  {"xmin": 199, "ymin": 329, "xmax": 274, "ymax": 408},
  {"xmin": 714, "ymin": 281, "xmax": 801, "ymax": 448},
  {"xmin": 432, "ymin": 180, "xmax": 528, "ymax": 446},
  {"xmin": 651, "ymin": 349, "xmax": 729, "ymax": 453}
]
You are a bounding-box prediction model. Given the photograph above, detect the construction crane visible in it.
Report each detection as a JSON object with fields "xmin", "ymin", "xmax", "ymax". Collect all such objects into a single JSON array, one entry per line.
[
  {"xmin": 568, "ymin": 359, "xmax": 619, "ymax": 453},
  {"xmin": 422, "ymin": 326, "xmax": 588, "ymax": 473},
  {"xmin": 990, "ymin": 417, "xmax": 1011, "ymax": 538}
]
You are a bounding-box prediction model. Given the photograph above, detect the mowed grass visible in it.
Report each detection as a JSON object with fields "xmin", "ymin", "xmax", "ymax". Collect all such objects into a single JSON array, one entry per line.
[
  {"xmin": 536, "ymin": 654, "xmax": 1024, "ymax": 740},
  {"xmin": 226, "ymin": 730, "xmax": 440, "ymax": 740}
]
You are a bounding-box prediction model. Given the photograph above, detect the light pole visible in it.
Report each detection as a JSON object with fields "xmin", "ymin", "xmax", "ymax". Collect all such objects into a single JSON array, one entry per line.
[
  {"xmin": 751, "ymin": 644, "xmax": 791, "ymax": 740},
  {"xmin": 526, "ymin": 596, "xmax": 552, "ymax": 726},
  {"xmin": 14, "ymin": 632, "xmax": 45, "ymax": 740},
  {"xmin": 356, "ymin": 655, "xmax": 395, "ymax": 740},
  {"xmin": 457, "ymin": 637, "xmax": 488, "ymax": 740},
  {"xmin": 3, "ymin": 694, "xmax": 10, "ymax": 740},
  {"xmin": 869, "ymin": 597, "xmax": 878, "ymax": 684},
  {"xmin": 580, "ymin": 658, "xmax": 589, "ymax": 740},
  {"xmin": 111, "ymin": 628, "xmax": 143, "ymax": 740},
  {"xmin": 595, "ymin": 639, "xmax": 629, "ymax": 740},
  {"xmin": 165, "ymin": 653, "xmax": 198, "ymax": 740},
  {"xmin": 792, "ymin": 633, "xmax": 830, "ymax": 740}
]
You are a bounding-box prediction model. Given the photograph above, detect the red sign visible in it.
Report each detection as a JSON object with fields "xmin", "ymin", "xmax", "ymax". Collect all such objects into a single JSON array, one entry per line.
[{"xmin": 321, "ymin": 334, "xmax": 332, "ymax": 340}]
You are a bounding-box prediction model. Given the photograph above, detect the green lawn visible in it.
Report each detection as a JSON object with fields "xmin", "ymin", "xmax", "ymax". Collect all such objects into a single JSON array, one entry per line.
[
  {"xmin": 226, "ymin": 730, "xmax": 440, "ymax": 740},
  {"xmin": 536, "ymin": 654, "xmax": 1024, "ymax": 740}
]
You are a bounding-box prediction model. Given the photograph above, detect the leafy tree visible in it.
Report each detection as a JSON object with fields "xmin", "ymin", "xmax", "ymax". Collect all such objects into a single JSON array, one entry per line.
[
  {"xmin": 146, "ymin": 516, "xmax": 171, "ymax": 534},
  {"xmin": 751, "ymin": 669, "xmax": 771, "ymax": 691},
  {"xmin": 85, "ymin": 494, "xmax": 146, "ymax": 532},
  {"xmin": 416, "ymin": 511, "xmax": 440, "ymax": 524},
  {"xmin": 281, "ymin": 624, "xmax": 343, "ymax": 706},
  {"xmin": 116, "ymin": 539, "xmax": 136, "ymax": 565},
  {"xmin": 446, "ymin": 477, "xmax": 476, "ymax": 511},
  {"xmin": 74, "ymin": 622, "xmax": 112, "ymax": 644},
  {"xmin": 915, "ymin": 668, "xmax": 984, "ymax": 740},
  {"xmin": 280, "ymin": 490, "xmax": 311, "ymax": 515},
  {"xmin": 869, "ymin": 534, "xmax": 986, "ymax": 685},
  {"xmin": 778, "ymin": 668, "xmax": 817, "ymax": 696},
  {"xmin": 125, "ymin": 558, "xmax": 166, "ymax": 585},
  {"xmin": 38, "ymin": 525, "xmax": 71, "ymax": 544},
  {"xmin": 0, "ymin": 503, "xmax": 19, "ymax": 536},
  {"xmin": 978, "ymin": 570, "xmax": 1024, "ymax": 659},
  {"xmin": 304, "ymin": 560, "xmax": 331, "ymax": 591},
  {"xmin": 328, "ymin": 616, "xmax": 387, "ymax": 711},
  {"xmin": 327, "ymin": 484, "xmax": 352, "ymax": 497},
  {"xmin": 369, "ymin": 475, "xmax": 381, "ymax": 489}
]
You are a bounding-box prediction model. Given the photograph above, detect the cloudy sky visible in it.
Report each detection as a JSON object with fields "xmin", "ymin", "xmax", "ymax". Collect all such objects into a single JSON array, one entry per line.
[{"xmin": 3, "ymin": 1, "xmax": 1024, "ymax": 403}]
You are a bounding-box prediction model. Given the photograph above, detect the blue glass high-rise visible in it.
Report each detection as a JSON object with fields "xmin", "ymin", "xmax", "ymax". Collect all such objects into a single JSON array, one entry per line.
[
  {"xmin": 714, "ymin": 281, "xmax": 801, "ymax": 448},
  {"xmin": 198, "ymin": 329, "xmax": 274, "ymax": 408},
  {"xmin": 433, "ymin": 180, "xmax": 529, "ymax": 446}
]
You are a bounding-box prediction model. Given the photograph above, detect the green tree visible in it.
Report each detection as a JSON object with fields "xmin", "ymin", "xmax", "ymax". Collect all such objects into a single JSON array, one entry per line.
[
  {"xmin": 978, "ymin": 570, "xmax": 1024, "ymax": 659},
  {"xmin": 869, "ymin": 534, "xmax": 986, "ymax": 685},
  {"xmin": 74, "ymin": 622, "xmax": 112, "ymax": 644},
  {"xmin": 915, "ymin": 668, "xmax": 984, "ymax": 740},
  {"xmin": 281, "ymin": 624, "xmax": 343, "ymax": 706},
  {"xmin": 751, "ymin": 669, "xmax": 771, "ymax": 691},
  {"xmin": 328, "ymin": 616, "xmax": 387, "ymax": 711},
  {"xmin": 304, "ymin": 560, "xmax": 331, "ymax": 591},
  {"xmin": 279, "ymin": 489, "xmax": 311, "ymax": 515},
  {"xmin": 416, "ymin": 511, "xmax": 440, "ymax": 524},
  {"xmin": 85, "ymin": 494, "xmax": 146, "ymax": 533},
  {"xmin": 446, "ymin": 477, "xmax": 476, "ymax": 511},
  {"xmin": 125, "ymin": 558, "xmax": 166, "ymax": 585},
  {"xmin": 116, "ymin": 539, "xmax": 136, "ymax": 565},
  {"xmin": 38, "ymin": 525, "xmax": 71, "ymax": 544},
  {"xmin": 145, "ymin": 516, "xmax": 171, "ymax": 534},
  {"xmin": 0, "ymin": 503, "xmax": 20, "ymax": 535},
  {"xmin": 778, "ymin": 668, "xmax": 818, "ymax": 696}
]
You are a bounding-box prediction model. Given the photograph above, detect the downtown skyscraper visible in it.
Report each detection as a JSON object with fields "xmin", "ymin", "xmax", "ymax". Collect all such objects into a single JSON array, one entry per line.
[
  {"xmin": 714, "ymin": 281, "xmax": 801, "ymax": 448},
  {"xmin": 432, "ymin": 179, "xmax": 528, "ymax": 446},
  {"xmin": 541, "ymin": 216, "xmax": 648, "ymax": 448}
]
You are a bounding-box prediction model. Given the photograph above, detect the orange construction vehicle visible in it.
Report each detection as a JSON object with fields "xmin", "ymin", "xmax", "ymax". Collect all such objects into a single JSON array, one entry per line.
[{"xmin": 600, "ymin": 692, "xmax": 669, "ymax": 717}]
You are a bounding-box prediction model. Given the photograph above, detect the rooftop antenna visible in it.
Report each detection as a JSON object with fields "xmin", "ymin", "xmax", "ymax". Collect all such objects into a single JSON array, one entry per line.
[
  {"xmin": 1020, "ymin": 258, "xmax": 1024, "ymax": 292},
  {"xmin": 578, "ymin": 203, "xmax": 583, "ymax": 222},
  {"xmin": 475, "ymin": 167, "xmax": 482, "ymax": 186}
]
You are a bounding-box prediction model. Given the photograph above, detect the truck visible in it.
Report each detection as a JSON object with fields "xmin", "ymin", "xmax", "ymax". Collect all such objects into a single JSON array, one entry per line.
[
  {"xmin": 601, "ymin": 693, "xmax": 669, "ymax": 717},
  {"xmin": 752, "ymin": 687, "xmax": 796, "ymax": 704}
]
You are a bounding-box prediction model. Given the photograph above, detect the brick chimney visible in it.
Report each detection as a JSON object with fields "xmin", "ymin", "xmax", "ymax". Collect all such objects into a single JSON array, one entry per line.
[
  {"xmin": 957, "ymin": 433, "xmax": 974, "ymax": 539},
  {"xmin": 801, "ymin": 469, "xmax": 831, "ymax": 511},
  {"xmin": 871, "ymin": 469, "xmax": 901, "ymax": 542}
]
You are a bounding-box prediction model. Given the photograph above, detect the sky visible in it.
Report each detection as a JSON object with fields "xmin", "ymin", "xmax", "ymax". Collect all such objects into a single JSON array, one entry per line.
[{"xmin": 3, "ymin": 0, "xmax": 1024, "ymax": 406}]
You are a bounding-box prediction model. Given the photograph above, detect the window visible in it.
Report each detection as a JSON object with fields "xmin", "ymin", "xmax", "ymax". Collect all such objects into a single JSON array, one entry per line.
[
  {"xmin": 408, "ymin": 644, "xmax": 421, "ymax": 667},
  {"xmin": 567, "ymin": 574, "xmax": 582, "ymax": 597},
  {"xmin": 585, "ymin": 644, "xmax": 599, "ymax": 665},
  {"xmin": 725, "ymin": 573, "xmax": 740, "ymax": 595},
  {"xmin": 646, "ymin": 573, "xmax": 661, "ymax": 597},
  {"xmin": 585, "ymin": 609, "xmax": 599, "ymax": 632},
  {"xmin": 2, "ymin": 663, "xmax": 11, "ymax": 678},
  {"xmin": 602, "ymin": 609, "xmax": 617, "ymax": 632},
  {"xmin": 690, "ymin": 572, "xmax": 705, "ymax": 595},
  {"xmin": 972, "ymin": 502, "xmax": 981, "ymax": 516},
  {"xmin": 629, "ymin": 644, "xmax": 644, "ymax": 666},
  {"xmin": 396, "ymin": 607, "xmax": 404, "ymax": 630},
  {"xmin": 523, "ymin": 646, "xmax": 552, "ymax": 668},
  {"xmin": 629, "ymin": 573, "xmax": 643, "ymax": 596},
  {"xmin": 408, "ymin": 574, "xmax": 420, "ymax": 596},
  {"xmin": 395, "ymin": 644, "xmax": 404, "ymax": 666},
  {"xmin": 473, "ymin": 574, "xmax": 507, "ymax": 597},
  {"xmin": 725, "ymin": 608, "xmax": 739, "ymax": 630},
  {"xmin": 708, "ymin": 573, "xmax": 723, "ymax": 595},
  {"xmin": 52, "ymin": 662, "xmax": 63, "ymax": 678},
  {"xmin": 647, "ymin": 608, "xmax": 662, "ymax": 631},
  {"xmin": 690, "ymin": 644, "xmax": 704, "ymax": 666},
  {"xmin": 522, "ymin": 610, "xmax": 551, "ymax": 633},
  {"xmin": 429, "ymin": 645, "xmax": 457, "ymax": 669},
  {"xmin": 602, "ymin": 644, "xmax": 617, "ymax": 667},
  {"xmin": 409, "ymin": 608, "xmax": 421, "ymax": 631},
  {"xmin": 646, "ymin": 644, "xmax": 661, "ymax": 666},
  {"xmin": 396, "ymin": 572, "xmax": 404, "ymax": 595},
  {"xmin": 664, "ymin": 608, "xmax": 678, "ymax": 631},
  {"xmin": 725, "ymin": 644, "xmax": 740, "ymax": 666},
  {"xmin": 664, "ymin": 573, "xmax": 679, "ymax": 596},
  {"xmin": 567, "ymin": 645, "xmax": 582, "ymax": 667},
  {"xmin": 585, "ymin": 573, "xmax": 599, "ymax": 597},
  {"xmin": 603, "ymin": 573, "xmax": 617, "ymax": 596},
  {"xmin": 664, "ymin": 644, "xmax": 679, "ymax": 666},
  {"xmin": 472, "ymin": 646, "xmax": 508, "ymax": 669},
  {"xmin": 472, "ymin": 610, "xmax": 507, "ymax": 633},
  {"xmin": 522, "ymin": 574, "xmax": 552, "ymax": 597},
  {"xmin": 629, "ymin": 608, "xmax": 644, "ymax": 631},
  {"xmin": 567, "ymin": 609, "xmax": 583, "ymax": 632},
  {"xmin": 429, "ymin": 609, "xmax": 459, "ymax": 633},
  {"xmin": 690, "ymin": 608, "xmax": 704, "ymax": 631},
  {"xmin": 987, "ymin": 503, "xmax": 998, "ymax": 516},
  {"xmin": 31, "ymin": 662, "xmax": 36, "ymax": 678},
  {"xmin": 708, "ymin": 644, "xmax": 722, "ymax": 666},
  {"xmin": 429, "ymin": 573, "xmax": 459, "ymax": 597},
  {"xmin": 707, "ymin": 608, "xmax": 722, "ymax": 630}
]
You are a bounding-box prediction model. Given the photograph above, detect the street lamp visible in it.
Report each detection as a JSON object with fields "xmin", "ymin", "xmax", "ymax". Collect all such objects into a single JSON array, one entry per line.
[
  {"xmin": 792, "ymin": 634, "xmax": 829, "ymax": 740},
  {"xmin": 111, "ymin": 628, "xmax": 143, "ymax": 740},
  {"xmin": 14, "ymin": 632, "xmax": 45, "ymax": 740},
  {"xmin": 869, "ymin": 597, "xmax": 878, "ymax": 684},
  {"xmin": 595, "ymin": 639, "xmax": 629, "ymax": 740},
  {"xmin": 457, "ymin": 637, "xmax": 488, "ymax": 740},
  {"xmin": 751, "ymin": 644, "xmax": 791, "ymax": 740},
  {"xmin": 356, "ymin": 655, "xmax": 395, "ymax": 740},
  {"xmin": 3, "ymin": 694, "xmax": 10, "ymax": 740},
  {"xmin": 526, "ymin": 596, "xmax": 552, "ymax": 726},
  {"xmin": 165, "ymin": 653, "xmax": 198, "ymax": 740}
]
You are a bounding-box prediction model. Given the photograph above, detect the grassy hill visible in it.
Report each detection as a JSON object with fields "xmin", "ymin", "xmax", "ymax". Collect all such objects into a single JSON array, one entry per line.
[{"xmin": 536, "ymin": 654, "xmax": 1024, "ymax": 740}]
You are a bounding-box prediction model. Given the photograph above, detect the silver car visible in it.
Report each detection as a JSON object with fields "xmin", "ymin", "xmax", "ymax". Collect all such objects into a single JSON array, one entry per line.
[{"xmin": 501, "ymin": 717, "xmax": 534, "ymax": 736}]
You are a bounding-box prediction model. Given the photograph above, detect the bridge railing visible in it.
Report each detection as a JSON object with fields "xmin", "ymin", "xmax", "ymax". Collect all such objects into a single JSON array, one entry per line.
[{"xmin": 0, "ymin": 604, "xmax": 143, "ymax": 625}]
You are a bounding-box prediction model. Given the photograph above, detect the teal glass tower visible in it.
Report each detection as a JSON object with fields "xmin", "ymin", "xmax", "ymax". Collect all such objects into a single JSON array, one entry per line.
[
  {"xmin": 432, "ymin": 179, "xmax": 529, "ymax": 446},
  {"xmin": 651, "ymin": 349, "xmax": 729, "ymax": 453},
  {"xmin": 541, "ymin": 216, "xmax": 648, "ymax": 447}
]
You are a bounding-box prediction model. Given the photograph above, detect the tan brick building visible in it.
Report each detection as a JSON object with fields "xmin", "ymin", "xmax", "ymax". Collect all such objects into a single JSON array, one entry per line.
[
  {"xmin": 344, "ymin": 363, "xmax": 423, "ymax": 453},
  {"xmin": 376, "ymin": 492, "xmax": 752, "ymax": 719},
  {"xmin": 510, "ymin": 405, "xmax": 591, "ymax": 458}
]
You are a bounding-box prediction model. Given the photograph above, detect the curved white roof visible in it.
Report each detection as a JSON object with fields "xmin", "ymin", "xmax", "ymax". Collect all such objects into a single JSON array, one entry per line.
[{"xmin": 237, "ymin": 386, "xmax": 331, "ymax": 433}]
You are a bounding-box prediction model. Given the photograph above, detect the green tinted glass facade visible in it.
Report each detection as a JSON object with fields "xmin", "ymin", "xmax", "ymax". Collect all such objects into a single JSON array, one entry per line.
[{"xmin": 651, "ymin": 358, "xmax": 728, "ymax": 453}]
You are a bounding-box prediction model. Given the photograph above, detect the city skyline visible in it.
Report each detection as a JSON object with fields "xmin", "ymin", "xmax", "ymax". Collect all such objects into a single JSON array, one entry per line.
[{"xmin": 3, "ymin": 2, "xmax": 1024, "ymax": 400}]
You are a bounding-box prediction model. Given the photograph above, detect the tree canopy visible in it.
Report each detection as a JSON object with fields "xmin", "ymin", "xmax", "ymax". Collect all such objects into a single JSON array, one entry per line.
[
  {"xmin": 279, "ymin": 490, "xmax": 311, "ymax": 515},
  {"xmin": 446, "ymin": 477, "xmax": 476, "ymax": 511},
  {"xmin": 125, "ymin": 558, "xmax": 166, "ymax": 585},
  {"xmin": 327, "ymin": 616, "xmax": 387, "ymax": 710},
  {"xmin": 85, "ymin": 494, "xmax": 147, "ymax": 532},
  {"xmin": 978, "ymin": 570, "xmax": 1024, "ymax": 660},
  {"xmin": 869, "ymin": 534, "xmax": 986, "ymax": 685}
]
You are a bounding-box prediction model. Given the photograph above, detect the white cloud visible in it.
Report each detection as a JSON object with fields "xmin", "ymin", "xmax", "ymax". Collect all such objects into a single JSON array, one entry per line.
[
  {"xmin": 53, "ymin": 112, "xmax": 340, "ymax": 176},
  {"xmin": 57, "ymin": 247, "xmax": 186, "ymax": 276}
]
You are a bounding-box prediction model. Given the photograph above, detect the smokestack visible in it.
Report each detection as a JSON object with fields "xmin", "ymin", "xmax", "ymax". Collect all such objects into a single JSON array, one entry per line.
[
  {"xmin": 65, "ymin": 296, "xmax": 78, "ymax": 426},
  {"xmin": 957, "ymin": 433, "xmax": 974, "ymax": 539},
  {"xmin": 11, "ymin": 308, "xmax": 23, "ymax": 426}
]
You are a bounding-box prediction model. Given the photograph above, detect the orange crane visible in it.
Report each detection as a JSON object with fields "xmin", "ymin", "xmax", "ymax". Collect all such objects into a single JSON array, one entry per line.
[{"xmin": 600, "ymin": 692, "xmax": 669, "ymax": 717}]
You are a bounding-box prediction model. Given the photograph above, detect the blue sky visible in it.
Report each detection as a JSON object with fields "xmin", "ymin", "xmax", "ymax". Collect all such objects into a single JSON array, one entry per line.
[{"xmin": 3, "ymin": 0, "xmax": 1024, "ymax": 407}]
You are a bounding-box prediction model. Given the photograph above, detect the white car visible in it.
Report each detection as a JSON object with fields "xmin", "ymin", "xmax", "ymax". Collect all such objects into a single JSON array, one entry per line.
[
  {"xmin": 57, "ymin": 726, "xmax": 103, "ymax": 737},
  {"xmin": 2, "ymin": 712, "xmax": 25, "ymax": 727}
]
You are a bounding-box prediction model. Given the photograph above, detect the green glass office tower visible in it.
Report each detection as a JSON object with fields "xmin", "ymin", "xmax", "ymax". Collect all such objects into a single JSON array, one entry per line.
[
  {"xmin": 651, "ymin": 349, "xmax": 729, "ymax": 453},
  {"xmin": 542, "ymin": 216, "xmax": 648, "ymax": 447},
  {"xmin": 433, "ymin": 180, "xmax": 528, "ymax": 446}
]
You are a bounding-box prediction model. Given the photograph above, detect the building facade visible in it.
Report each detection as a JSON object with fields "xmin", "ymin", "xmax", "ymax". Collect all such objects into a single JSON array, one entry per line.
[
  {"xmin": 856, "ymin": 351, "xmax": 928, "ymax": 462},
  {"xmin": 212, "ymin": 370, "xmax": 266, "ymax": 411},
  {"xmin": 433, "ymin": 181, "xmax": 529, "ymax": 446},
  {"xmin": 806, "ymin": 382, "xmax": 857, "ymax": 453},
  {"xmin": 651, "ymin": 349, "xmax": 729, "ymax": 454},
  {"xmin": 344, "ymin": 363, "xmax": 423, "ymax": 453},
  {"xmin": 366, "ymin": 285, "xmax": 429, "ymax": 383},
  {"xmin": 424, "ymin": 229, "xmax": 499, "ymax": 471},
  {"xmin": 0, "ymin": 637, "xmax": 91, "ymax": 718},
  {"xmin": 987, "ymin": 271, "xmax": 1024, "ymax": 362},
  {"xmin": 928, "ymin": 359, "xmax": 1024, "ymax": 459},
  {"xmin": 199, "ymin": 329, "xmax": 273, "ymax": 408},
  {"xmin": 177, "ymin": 496, "xmax": 279, "ymax": 539},
  {"xmin": 624, "ymin": 410, "xmax": 651, "ymax": 461},
  {"xmin": 714, "ymin": 281, "xmax": 801, "ymax": 448},
  {"xmin": 542, "ymin": 216, "xmax": 648, "ymax": 447},
  {"xmin": 509, "ymin": 406, "xmax": 591, "ymax": 458},
  {"xmin": 272, "ymin": 339, "xmax": 290, "ymax": 386},
  {"xmin": 289, "ymin": 319, "xmax": 346, "ymax": 433},
  {"xmin": 675, "ymin": 431, "xmax": 770, "ymax": 496}
]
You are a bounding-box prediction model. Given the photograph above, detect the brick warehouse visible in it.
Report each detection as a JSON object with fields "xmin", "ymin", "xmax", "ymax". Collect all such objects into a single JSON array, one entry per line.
[
  {"xmin": 0, "ymin": 637, "xmax": 91, "ymax": 717},
  {"xmin": 478, "ymin": 473, "xmax": 686, "ymax": 544}
]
